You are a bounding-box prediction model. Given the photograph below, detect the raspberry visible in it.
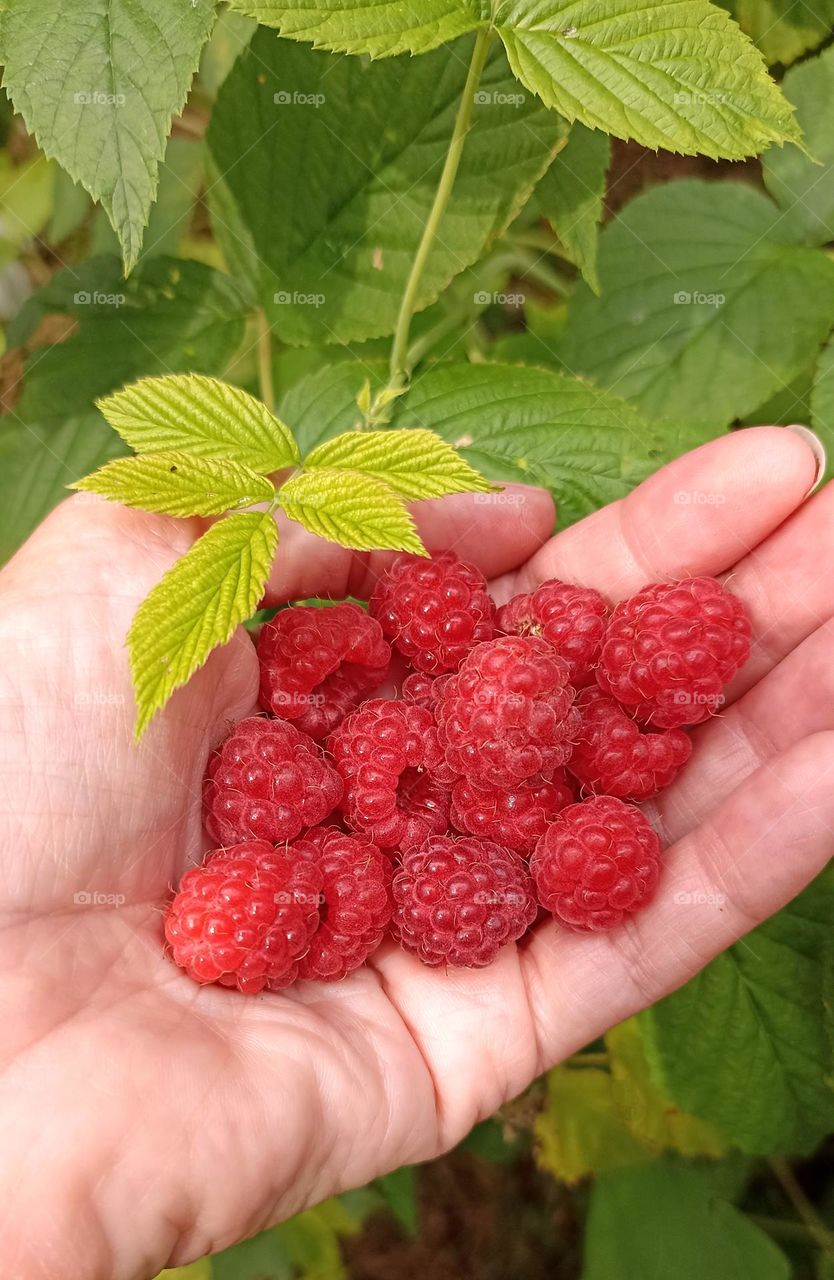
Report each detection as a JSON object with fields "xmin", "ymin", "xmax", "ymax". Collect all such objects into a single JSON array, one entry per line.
[
  {"xmin": 570, "ymin": 688, "xmax": 692, "ymax": 801},
  {"xmin": 436, "ymin": 635, "xmax": 579, "ymax": 787},
  {"xmin": 497, "ymin": 578, "xmax": 608, "ymax": 686},
  {"xmin": 392, "ymin": 835, "xmax": 536, "ymax": 967},
  {"xmin": 328, "ymin": 699, "xmax": 451, "ymax": 851},
  {"xmin": 450, "ymin": 772, "xmax": 574, "ymax": 855},
  {"xmin": 257, "ymin": 602, "xmax": 390, "ymax": 739},
  {"xmin": 164, "ymin": 842, "xmax": 322, "ymax": 993},
  {"xmin": 369, "ymin": 551, "xmax": 496, "ymax": 674},
  {"xmin": 203, "ymin": 717, "xmax": 343, "ymax": 847},
  {"xmin": 401, "ymin": 670, "xmax": 452, "ymax": 709},
  {"xmin": 293, "ymin": 827, "xmax": 393, "ymax": 981},
  {"xmin": 531, "ymin": 796, "xmax": 661, "ymax": 932},
  {"xmin": 597, "ymin": 577, "xmax": 751, "ymax": 728}
]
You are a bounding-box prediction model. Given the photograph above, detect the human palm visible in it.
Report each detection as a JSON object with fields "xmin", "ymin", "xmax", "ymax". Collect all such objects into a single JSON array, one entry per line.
[{"xmin": 1, "ymin": 427, "xmax": 832, "ymax": 1279}]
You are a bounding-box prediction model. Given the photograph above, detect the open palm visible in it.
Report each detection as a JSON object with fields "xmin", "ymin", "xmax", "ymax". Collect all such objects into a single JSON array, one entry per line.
[{"xmin": 1, "ymin": 426, "xmax": 831, "ymax": 1280}]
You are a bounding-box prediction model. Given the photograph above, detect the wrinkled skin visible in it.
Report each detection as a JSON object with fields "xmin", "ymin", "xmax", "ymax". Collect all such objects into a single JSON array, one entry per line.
[{"xmin": 1, "ymin": 428, "xmax": 832, "ymax": 1279}]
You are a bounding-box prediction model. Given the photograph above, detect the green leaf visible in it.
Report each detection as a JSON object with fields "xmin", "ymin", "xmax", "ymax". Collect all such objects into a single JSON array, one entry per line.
[
  {"xmin": 0, "ymin": 415, "xmax": 128, "ymax": 565},
  {"xmin": 535, "ymin": 1066, "xmax": 650, "ymax": 1184},
  {"xmin": 280, "ymin": 362, "xmax": 389, "ymax": 453},
  {"xmin": 304, "ymin": 428, "xmax": 494, "ymax": 500},
  {"xmin": 721, "ymin": 0, "xmax": 834, "ymax": 67},
  {"xmin": 226, "ymin": 0, "xmax": 482, "ymax": 56},
  {"xmin": 278, "ymin": 470, "xmax": 426, "ymax": 554},
  {"xmin": 90, "ymin": 138, "xmax": 205, "ymax": 264},
  {"xmin": 71, "ymin": 453, "xmax": 274, "ymax": 517},
  {"xmin": 495, "ymin": 0, "xmax": 799, "ymax": 159},
  {"xmin": 0, "ymin": 0, "xmax": 216, "ymax": 273},
  {"xmin": 558, "ymin": 180, "xmax": 834, "ymax": 425},
  {"xmin": 97, "ymin": 374, "xmax": 300, "ymax": 471},
  {"xmin": 206, "ymin": 31, "xmax": 565, "ymax": 344},
  {"xmin": 641, "ymin": 872, "xmax": 834, "ymax": 1155},
  {"xmin": 390, "ymin": 362, "xmax": 719, "ymax": 526},
  {"xmin": 811, "ymin": 335, "xmax": 834, "ymax": 481},
  {"xmin": 763, "ymin": 45, "xmax": 834, "ymax": 247},
  {"xmin": 534, "ymin": 124, "xmax": 610, "ymax": 294},
  {"xmin": 129, "ymin": 512, "xmax": 277, "ymax": 738},
  {"xmin": 584, "ymin": 1161, "xmax": 790, "ymax": 1280},
  {"xmin": 11, "ymin": 257, "xmax": 249, "ymax": 426}
]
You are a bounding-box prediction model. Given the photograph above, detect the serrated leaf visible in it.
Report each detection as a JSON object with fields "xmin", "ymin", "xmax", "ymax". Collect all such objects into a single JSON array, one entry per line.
[
  {"xmin": 0, "ymin": 0, "xmax": 217, "ymax": 273},
  {"xmin": 534, "ymin": 124, "xmax": 610, "ymax": 294},
  {"xmin": 558, "ymin": 180, "xmax": 834, "ymax": 425},
  {"xmin": 72, "ymin": 453, "xmax": 274, "ymax": 517},
  {"xmin": 763, "ymin": 45, "xmax": 834, "ymax": 247},
  {"xmin": 304, "ymin": 429, "xmax": 494, "ymax": 500},
  {"xmin": 11, "ymin": 257, "xmax": 249, "ymax": 428},
  {"xmin": 129, "ymin": 512, "xmax": 277, "ymax": 738},
  {"xmin": 98, "ymin": 375, "xmax": 300, "ymax": 472},
  {"xmin": 535, "ymin": 1066, "xmax": 649, "ymax": 1184},
  {"xmin": 495, "ymin": 0, "xmax": 799, "ymax": 159},
  {"xmin": 278, "ymin": 470, "xmax": 425, "ymax": 554},
  {"xmin": 641, "ymin": 872, "xmax": 834, "ymax": 1154},
  {"xmin": 226, "ymin": 0, "xmax": 482, "ymax": 56},
  {"xmin": 584, "ymin": 1162, "xmax": 790, "ymax": 1280},
  {"xmin": 206, "ymin": 31, "xmax": 565, "ymax": 344}
]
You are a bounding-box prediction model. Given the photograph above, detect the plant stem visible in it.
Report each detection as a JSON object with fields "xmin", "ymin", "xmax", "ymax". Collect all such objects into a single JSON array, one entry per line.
[
  {"xmin": 769, "ymin": 1158, "xmax": 834, "ymax": 1255},
  {"xmin": 388, "ymin": 28, "xmax": 493, "ymax": 386},
  {"xmin": 256, "ymin": 307, "xmax": 275, "ymax": 410}
]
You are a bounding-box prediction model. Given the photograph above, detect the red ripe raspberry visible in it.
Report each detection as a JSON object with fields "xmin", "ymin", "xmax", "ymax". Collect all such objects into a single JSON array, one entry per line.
[
  {"xmin": 497, "ymin": 578, "xmax": 608, "ymax": 686},
  {"xmin": 203, "ymin": 717, "xmax": 342, "ymax": 847},
  {"xmin": 401, "ymin": 671, "xmax": 452, "ymax": 709},
  {"xmin": 570, "ymin": 688, "xmax": 692, "ymax": 801},
  {"xmin": 369, "ymin": 551, "xmax": 496, "ymax": 674},
  {"xmin": 293, "ymin": 826, "xmax": 393, "ymax": 981},
  {"xmin": 597, "ymin": 577, "xmax": 751, "ymax": 728},
  {"xmin": 450, "ymin": 773, "xmax": 574, "ymax": 855},
  {"xmin": 392, "ymin": 835, "xmax": 536, "ymax": 967},
  {"xmin": 257, "ymin": 602, "xmax": 390, "ymax": 739},
  {"xmin": 164, "ymin": 841, "xmax": 322, "ymax": 993},
  {"xmin": 437, "ymin": 635, "xmax": 579, "ymax": 787},
  {"xmin": 328, "ymin": 699, "xmax": 451, "ymax": 851},
  {"xmin": 531, "ymin": 796, "xmax": 661, "ymax": 932}
]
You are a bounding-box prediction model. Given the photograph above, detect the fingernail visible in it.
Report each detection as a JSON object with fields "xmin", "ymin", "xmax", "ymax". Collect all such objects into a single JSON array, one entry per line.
[{"xmin": 784, "ymin": 424, "xmax": 827, "ymax": 494}]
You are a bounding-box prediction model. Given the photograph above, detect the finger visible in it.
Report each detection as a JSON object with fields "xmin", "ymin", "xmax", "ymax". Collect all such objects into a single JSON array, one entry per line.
[
  {"xmin": 261, "ymin": 483, "xmax": 555, "ymax": 604},
  {"xmin": 648, "ymin": 619, "xmax": 834, "ymax": 845},
  {"xmin": 491, "ymin": 428, "xmax": 818, "ymax": 604},
  {"xmin": 716, "ymin": 482, "xmax": 834, "ymax": 702},
  {"xmin": 521, "ymin": 732, "xmax": 834, "ymax": 1065}
]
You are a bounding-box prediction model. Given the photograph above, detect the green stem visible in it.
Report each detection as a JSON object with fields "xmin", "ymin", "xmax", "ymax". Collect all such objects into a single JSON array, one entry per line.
[
  {"xmin": 256, "ymin": 307, "xmax": 275, "ymax": 411},
  {"xmin": 388, "ymin": 28, "xmax": 493, "ymax": 386},
  {"xmin": 769, "ymin": 1158, "xmax": 834, "ymax": 1255}
]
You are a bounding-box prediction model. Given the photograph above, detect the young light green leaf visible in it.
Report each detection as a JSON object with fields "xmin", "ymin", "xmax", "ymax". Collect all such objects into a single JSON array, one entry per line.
[
  {"xmin": 71, "ymin": 453, "xmax": 274, "ymax": 517},
  {"xmin": 303, "ymin": 429, "xmax": 495, "ymax": 500},
  {"xmin": 226, "ymin": 0, "xmax": 482, "ymax": 56},
  {"xmin": 278, "ymin": 470, "xmax": 426, "ymax": 554},
  {"xmin": 129, "ymin": 512, "xmax": 278, "ymax": 739},
  {"xmin": 534, "ymin": 124, "xmax": 611, "ymax": 294},
  {"xmin": 495, "ymin": 0, "xmax": 800, "ymax": 159},
  {"xmin": 763, "ymin": 44, "xmax": 834, "ymax": 246},
  {"xmin": 97, "ymin": 374, "xmax": 300, "ymax": 472},
  {"xmin": 0, "ymin": 0, "xmax": 216, "ymax": 274}
]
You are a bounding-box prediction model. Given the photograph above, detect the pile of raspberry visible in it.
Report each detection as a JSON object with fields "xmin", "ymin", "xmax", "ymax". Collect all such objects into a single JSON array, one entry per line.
[{"xmin": 165, "ymin": 555, "xmax": 751, "ymax": 993}]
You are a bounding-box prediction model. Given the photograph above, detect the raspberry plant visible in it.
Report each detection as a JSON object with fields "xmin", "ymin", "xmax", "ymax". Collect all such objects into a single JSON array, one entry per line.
[{"xmin": 2, "ymin": 0, "xmax": 834, "ymax": 1277}]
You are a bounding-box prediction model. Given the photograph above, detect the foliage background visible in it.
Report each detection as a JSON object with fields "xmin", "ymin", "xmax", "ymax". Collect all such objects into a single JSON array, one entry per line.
[{"xmin": 0, "ymin": 2, "xmax": 833, "ymax": 1276}]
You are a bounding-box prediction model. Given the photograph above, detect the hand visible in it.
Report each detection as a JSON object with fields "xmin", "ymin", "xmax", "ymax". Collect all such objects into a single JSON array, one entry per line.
[{"xmin": 0, "ymin": 427, "xmax": 830, "ymax": 1278}]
